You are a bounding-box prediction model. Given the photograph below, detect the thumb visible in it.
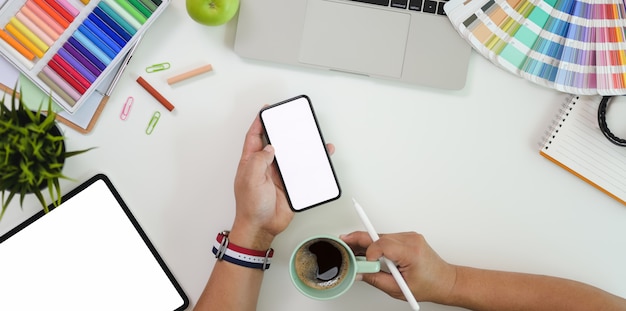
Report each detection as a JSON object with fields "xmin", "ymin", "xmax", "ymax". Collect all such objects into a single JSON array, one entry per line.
[
  {"xmin": 361, "ymin": 272, "xmax": 406, "ymax": 301},
  {"xmin": 261, "ymin": 144, "xmax": 275, "ymax": 162},
  {"xmin": 251, "ymin": 144, "xmax": 275, "ymax": 171},
  {"xmin": 246, "ymin": 145, "xmax": 274, "ymax": 178}
]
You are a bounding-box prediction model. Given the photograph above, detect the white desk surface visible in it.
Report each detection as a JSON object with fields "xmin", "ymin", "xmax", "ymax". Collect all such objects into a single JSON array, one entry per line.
[{"xmin": 1, "ymin": 1, "xmax": 625, "ymax": 310}]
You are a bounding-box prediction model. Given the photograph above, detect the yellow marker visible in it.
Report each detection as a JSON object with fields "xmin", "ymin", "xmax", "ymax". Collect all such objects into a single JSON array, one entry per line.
[
  {"xmin": 0, "ymin": 30, "xmax": 35, "ymax": 61},
  {"xmin": 6, "ymin": 23, "xmax": 44, "ymax": 59},
  {"xmin": 10, "ymin": 17, "xmax": 49, "ymax": 53}
]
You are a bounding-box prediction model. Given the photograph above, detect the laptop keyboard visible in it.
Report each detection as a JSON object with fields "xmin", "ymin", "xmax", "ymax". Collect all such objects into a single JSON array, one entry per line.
[{"xmin": 349, "ymin": 0, "xmax": 449, "ymax": 16}]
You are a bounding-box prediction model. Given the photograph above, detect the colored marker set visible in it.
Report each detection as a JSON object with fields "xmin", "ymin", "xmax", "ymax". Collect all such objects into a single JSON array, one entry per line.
[
  {"xmin": 444, "ymin": 0, "xmax": 626, "ymax": 95},
  {"xmin": 0, "ymin": 0, "xmax": 170, "ymax": 113}
]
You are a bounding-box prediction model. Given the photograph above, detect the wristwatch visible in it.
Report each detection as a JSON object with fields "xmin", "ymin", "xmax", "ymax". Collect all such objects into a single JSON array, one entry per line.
[
  {"xmin": 597, "ymin": 96, "xmax": 626, "ymax": 147},
  {"xmin": 212, "ymin": 231, "xmax": 274, "ymax": 270}
]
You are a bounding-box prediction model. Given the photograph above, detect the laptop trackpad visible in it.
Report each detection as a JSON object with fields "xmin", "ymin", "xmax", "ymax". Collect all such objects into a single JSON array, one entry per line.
[{"xmin": 299, "ymin": 0, "xmax": 410, "ymax": 78}]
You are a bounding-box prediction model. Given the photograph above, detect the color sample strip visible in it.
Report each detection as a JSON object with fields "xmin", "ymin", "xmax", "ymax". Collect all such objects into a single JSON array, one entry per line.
[
  {"xmin": 498, "ymin": 1, "xmax": 553, "ymax": 69},
  {"xmin": 595, "ymin": 2, "xmax": 626, "ymax": 93},
  {"xmin": 553, "ymin": 0, "xmax": 594, "ymax": 91}
]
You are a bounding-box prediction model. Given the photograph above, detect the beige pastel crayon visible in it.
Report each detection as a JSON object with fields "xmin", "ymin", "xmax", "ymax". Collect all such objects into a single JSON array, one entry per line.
[{"xmin": 167, "ymin": 64, "xmax": 213, "ymax": 85}]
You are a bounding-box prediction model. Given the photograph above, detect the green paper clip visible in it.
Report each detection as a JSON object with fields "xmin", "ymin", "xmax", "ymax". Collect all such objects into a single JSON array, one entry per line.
[
  {"xmin": 145, "ymin": 62, "xmax": 171, "ymax": 73},
  {"xmin": 146, "ymin": 111, "xmax": 161, "ymax": 135}
]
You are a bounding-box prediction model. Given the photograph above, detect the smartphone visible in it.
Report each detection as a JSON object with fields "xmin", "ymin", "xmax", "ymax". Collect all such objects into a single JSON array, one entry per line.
[{"xmin": 259, "ymin": 95, "xmax": 341, "ymax": 212}]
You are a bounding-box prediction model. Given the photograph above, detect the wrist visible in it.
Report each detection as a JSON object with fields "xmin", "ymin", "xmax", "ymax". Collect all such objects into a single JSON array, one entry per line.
[{"xmin": 229, "ymin": 222, "xmax": 275, "ymax": 251}]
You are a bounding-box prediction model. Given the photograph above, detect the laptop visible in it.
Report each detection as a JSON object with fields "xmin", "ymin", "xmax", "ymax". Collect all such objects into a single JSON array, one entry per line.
[{"xmin": 234, "ymin": 0, "xmax": 472, "ymax": 90}]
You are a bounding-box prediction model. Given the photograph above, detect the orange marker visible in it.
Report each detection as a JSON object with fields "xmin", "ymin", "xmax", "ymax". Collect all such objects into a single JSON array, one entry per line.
[
  {"xmin": 6, "ymin": 23, "xmax": 44, "ymax": 58},
  {"xmin": 0, "ymin": 30, "xmax": 35, "ymax": 60},
  {"xmin": 33, "ymin": 0, "xmax": 70, "ymax": 28}
]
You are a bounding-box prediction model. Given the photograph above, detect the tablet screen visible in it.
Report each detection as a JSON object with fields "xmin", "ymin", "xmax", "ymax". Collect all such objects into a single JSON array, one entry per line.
[{"xmin": 0, "ymin": 174, "xmax": 188, "ymax": 310}]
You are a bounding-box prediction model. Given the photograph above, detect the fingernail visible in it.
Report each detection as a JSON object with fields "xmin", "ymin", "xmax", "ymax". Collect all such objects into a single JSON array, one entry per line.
[
  {"xmin": 263, "ymin": 144, "xmax": 274, "ymax": 153},
  {"xmin": 355, "ymin": 274, "xmax": 363, "ymax": 282}
]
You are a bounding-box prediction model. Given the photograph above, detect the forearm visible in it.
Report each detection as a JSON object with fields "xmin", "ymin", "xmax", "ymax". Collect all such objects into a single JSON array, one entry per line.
[
  {"xmin": 194, "ymin": 260, "xmax": 264, "ymax": 311},
  {"xmin": 443, "ymin": 266, "xmax": 626, "ymax": 311}
]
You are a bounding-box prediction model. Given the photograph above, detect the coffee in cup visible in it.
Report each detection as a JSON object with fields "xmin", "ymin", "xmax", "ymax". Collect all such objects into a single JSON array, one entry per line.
[
  {"xmin": 290, "ymin": 235, "xmax": 380, "ymax": 300},
  {"xmin": 294, "ymin": 238, "xmax": 350, "ymax": 290}
]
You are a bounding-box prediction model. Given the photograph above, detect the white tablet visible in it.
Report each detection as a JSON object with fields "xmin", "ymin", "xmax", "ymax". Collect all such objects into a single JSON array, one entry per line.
[{"xmin": 0, "ymin": 174, "xmax": 188, "ymax": 311}]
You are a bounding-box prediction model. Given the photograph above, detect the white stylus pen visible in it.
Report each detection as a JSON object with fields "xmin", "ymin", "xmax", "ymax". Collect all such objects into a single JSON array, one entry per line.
[{"xmin": 352, "ymin": 198, "xmax": 420, "ymax": 311}]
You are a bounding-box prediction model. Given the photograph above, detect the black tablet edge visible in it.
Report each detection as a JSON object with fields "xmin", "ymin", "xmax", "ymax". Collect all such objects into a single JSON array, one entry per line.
[{"xmin": 0, "ymin": 173, "xmax": 190, "ymax": 310}]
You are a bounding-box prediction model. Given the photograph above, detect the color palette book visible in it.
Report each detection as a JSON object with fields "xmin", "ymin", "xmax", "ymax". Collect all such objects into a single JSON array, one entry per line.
[
  {"xmin": 444, "ymin": 0, "xmax": 626, "ymax": 95},
  {"xmin": 0, "ymin": 0, "xmax": 170, "ymax": 114}
]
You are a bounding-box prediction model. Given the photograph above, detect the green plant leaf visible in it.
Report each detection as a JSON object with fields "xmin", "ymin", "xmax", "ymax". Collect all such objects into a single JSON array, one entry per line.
[
  {"xmin": 65, "ymin": 147, "xmax": 97, "ymax": 158},
  {"xmin": 0, "ymin": 87, "xmax": 93, "ymax": 220}
]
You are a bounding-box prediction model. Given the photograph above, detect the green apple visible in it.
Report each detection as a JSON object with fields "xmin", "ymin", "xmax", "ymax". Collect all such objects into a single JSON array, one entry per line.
[{"xmin": 186, "ymin": 0, "xmax": 240, "ymax": 26}]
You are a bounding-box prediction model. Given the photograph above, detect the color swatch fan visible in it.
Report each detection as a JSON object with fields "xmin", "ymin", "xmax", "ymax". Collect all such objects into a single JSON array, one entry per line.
[{"xmin": 444, "ymin": 0, "xmax": 626, "ymax": 95}]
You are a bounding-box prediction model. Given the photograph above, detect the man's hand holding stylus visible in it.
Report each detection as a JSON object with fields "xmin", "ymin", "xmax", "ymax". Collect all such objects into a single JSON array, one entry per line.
[{"xmin": 341, "ymin": 231, "xmax": 457, "ymax": 304}]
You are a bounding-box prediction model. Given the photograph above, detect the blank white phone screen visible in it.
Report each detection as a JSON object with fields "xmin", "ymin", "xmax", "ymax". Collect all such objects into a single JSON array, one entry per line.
[{"xmin": 261, "ymin": 96, "xmax": 340, "ymax": 211}]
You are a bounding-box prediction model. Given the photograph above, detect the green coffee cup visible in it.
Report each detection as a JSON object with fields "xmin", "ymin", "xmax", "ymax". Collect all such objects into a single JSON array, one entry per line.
[{"xmin": 289, "ymin": 235, "xmax": 380, "ymax": 300}]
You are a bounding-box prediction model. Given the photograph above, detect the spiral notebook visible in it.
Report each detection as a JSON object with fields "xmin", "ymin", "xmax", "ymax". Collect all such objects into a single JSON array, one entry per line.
[{"xmin": 539, "ymin": 94, "xmax": 626, "ymax": 205}]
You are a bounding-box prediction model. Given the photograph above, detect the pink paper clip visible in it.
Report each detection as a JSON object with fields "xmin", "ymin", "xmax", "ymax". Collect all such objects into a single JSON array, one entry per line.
[{"xmin": 120, "ymin": 96, "xmax": 134, "ymax": 120}]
